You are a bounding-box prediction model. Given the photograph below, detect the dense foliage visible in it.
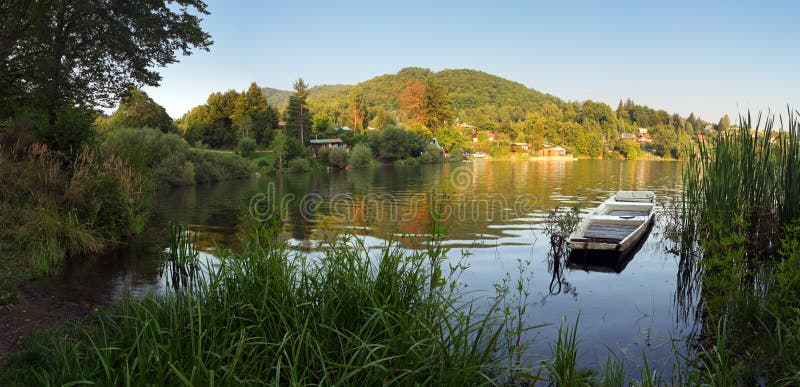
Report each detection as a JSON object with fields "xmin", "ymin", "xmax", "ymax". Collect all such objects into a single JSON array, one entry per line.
[
  {"xmin": 244, "ymin": 68, "xmax": 715, "ymax": 160},
  {"xmin": 103, "ymin": 128, "xmax": 252, "ymax": 188},
  {"xmin": 0, "ymin": 0, "xmax": 210, "ymax": 126},
  {"xmin": 178, "ymin": 83, "xmax": 279, "ymax": 148}
]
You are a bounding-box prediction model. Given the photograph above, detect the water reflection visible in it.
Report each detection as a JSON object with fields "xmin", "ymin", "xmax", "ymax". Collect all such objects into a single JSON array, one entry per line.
[{"xmin": 31, "ymin": 159, "xmax": 694, "ymax": 375}]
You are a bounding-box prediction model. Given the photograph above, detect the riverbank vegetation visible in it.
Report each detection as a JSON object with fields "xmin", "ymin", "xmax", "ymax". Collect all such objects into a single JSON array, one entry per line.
[
  {"xmin": 2, "ymin": 221, "xmax": 525, "ymax": 385},
  {"xmin": 677, "ymin": 109, "xmax": 800, "ymax": 384},
  {"xmin": 0, "ymin": 1, "xmax": 239, "ymax": 280},
  {"xmin": 180, "ymin": 68, "xmax": 722, "ymax": 164}
]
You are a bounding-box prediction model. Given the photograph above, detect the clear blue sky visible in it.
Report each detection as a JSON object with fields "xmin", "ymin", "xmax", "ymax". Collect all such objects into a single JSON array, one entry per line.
[{"xmin": 143, "ymin": 0, "xmax": 799, "ymax": 124}]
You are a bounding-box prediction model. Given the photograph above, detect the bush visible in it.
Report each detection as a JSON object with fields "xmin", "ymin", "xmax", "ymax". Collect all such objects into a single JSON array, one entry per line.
[
  {"xmin": 189, "ymin": 149, "xmax": 253, "ymax": 184},
  {"xmin": 377, "ymin": 125, "xmax": 411, "ymax": 161},
  {"xmin": 326, "ymin": 147, "xmax": 349, "ymax": 169},
  {"xmin": 287, "ymin": 158, "xmax": 312, "ymax": 174},
  {"xmin": 419, "ymin": 144, "xmax": 443, "ymax": 164},
  {"xmin": 0, "ymin": 142, "xmax": 141, "ymax": 276},
  {"xmin": 316, "ymin": 146, "xmax": 331, "ymax": 165},
  {"xmin": 104, "ymin": 128, "xmax": 196, "ymax": 187},
  {"xmin": 236, "ymin": 137, "xmax": 257, "ymax": 158},
  {"xmin": 349, "ymin": 143, "xmax": 374, "ymax": 168}
]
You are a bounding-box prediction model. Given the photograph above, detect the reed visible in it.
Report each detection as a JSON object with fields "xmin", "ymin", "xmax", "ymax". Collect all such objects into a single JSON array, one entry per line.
[
  {"xmin": 3, "ymin": 220, "xmax": 517, "ymax": 385},
  {"xmin": 679, "ymin": 108, "xmax": 800, "ymax": 384},
  {"xmin": 682, "ymin": 109, "xmax": 800, "ymax": 256}
]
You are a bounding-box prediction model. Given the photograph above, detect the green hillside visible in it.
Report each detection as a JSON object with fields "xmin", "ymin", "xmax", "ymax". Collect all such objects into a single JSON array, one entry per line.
[
  {"xmin": 262, "ymin": 84, "xmax": 350, "ymax": 109},
  {"xmin": 263, "ymin": 67, "xmax": 562, "ymax": 122},
  {"xmin": 180, "ymin": 66, "xmax": 712, "ymax": 159}
]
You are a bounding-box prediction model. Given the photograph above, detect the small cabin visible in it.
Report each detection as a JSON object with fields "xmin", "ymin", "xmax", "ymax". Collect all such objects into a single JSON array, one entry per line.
[
  {"xmin": 536, "ymin": 144, "xmax": 567, "ymax": 157},
  {"xmin": 310, "ymin": 138, "xmax": 346, "ymax": 155}
]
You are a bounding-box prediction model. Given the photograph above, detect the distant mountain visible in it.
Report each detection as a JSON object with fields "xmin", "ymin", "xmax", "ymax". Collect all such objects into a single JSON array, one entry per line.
[
  {"xmin": 261, "ymin": 87, "xmax": 292, "ymax": 108},
  {"xmin": 261, "ymin": 85, "xmax": 351, "ymax": 109}
]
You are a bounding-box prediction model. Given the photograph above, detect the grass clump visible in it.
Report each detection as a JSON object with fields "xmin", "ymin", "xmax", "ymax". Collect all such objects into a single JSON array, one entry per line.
[
  {"xmin": 2, "ymin": 220, "xmax": 518, "ymax": 385},
  {"xmin": 0, "ymin": 140, "xmax": 143, "ymax": 277},
  {"xmin": 679, "ymin": 109, "xmax": 800, "ymax": 383},
  {"xmin": 286, "ymin": 157, "xmax": 312, "ymax": 174}
]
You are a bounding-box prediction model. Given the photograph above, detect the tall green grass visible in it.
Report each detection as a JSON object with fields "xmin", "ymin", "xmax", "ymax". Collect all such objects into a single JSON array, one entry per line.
[
  {"xmin": 680, "ymin": 108, "xmax": 800, "ymax": 384},
  {"xmin": 683, "ymin": 109, "xmax": 800, "ymax": 254},
  {"xmin": 3, "ymin": 220, "xmax": 516, "ymax": 385}
]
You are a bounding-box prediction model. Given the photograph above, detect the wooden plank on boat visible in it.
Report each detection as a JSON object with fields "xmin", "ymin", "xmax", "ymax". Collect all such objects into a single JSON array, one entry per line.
[
  {"xmin": 607, "ymin": 210, "xmax": 650, "ymax": 217},
  {"xmin": 582, "ymin": 224, "xmax": 640, "ymax": 241}
]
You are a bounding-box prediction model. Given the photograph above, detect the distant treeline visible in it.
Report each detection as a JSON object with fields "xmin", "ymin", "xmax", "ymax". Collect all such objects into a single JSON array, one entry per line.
[{"xmin": 173, "ymin": 67, "xmax": 721, "ymax": 159}]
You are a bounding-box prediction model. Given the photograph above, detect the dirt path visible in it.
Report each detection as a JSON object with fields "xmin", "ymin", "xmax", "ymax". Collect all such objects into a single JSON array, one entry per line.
[{"xmin": 0, "ymin": 282, "xmax": 92, "ymax": 371}]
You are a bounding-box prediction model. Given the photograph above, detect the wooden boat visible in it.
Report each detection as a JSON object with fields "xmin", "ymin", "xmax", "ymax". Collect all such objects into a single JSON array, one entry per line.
[
  {"xmin": 567, "ymin": 218, "xmax": 654, "ymax": 273},
  {"xmin": 567, "ymin": 191, "xmax": 656, "ymax": 252}
]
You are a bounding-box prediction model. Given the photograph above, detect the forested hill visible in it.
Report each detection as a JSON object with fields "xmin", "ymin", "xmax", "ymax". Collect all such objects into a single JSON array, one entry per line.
[
  {"xmin": 177, "ymin": 66, "xmax": 716, "ymax": 159},
  {"xmin": 262, "ymin": 67, "xmax": 562, "ymax": 118},
  {"xmin": 262, "ymin": 84, "xmax": 349, "ymax": 109}
]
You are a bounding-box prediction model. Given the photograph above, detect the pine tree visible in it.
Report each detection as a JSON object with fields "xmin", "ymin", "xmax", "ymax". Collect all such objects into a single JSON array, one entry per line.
[
  {"xmin": 292, "ymin": 78, "xmax": 309, "ymax": 143},
  {"xmin": 286, "ymin": 95, "xmax": 311, "ymax": 141}
]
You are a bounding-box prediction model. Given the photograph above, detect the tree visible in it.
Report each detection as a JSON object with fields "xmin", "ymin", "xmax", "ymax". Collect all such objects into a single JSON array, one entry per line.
[
  {"xmin": 368, "ymin": 106, "xmax": 394, "ymax": 130},
  {"xmin": 0, "ymin": 0, "xmax": 211, "ymax": 125},
  {"xmin": 109, "ymin": 88, "xmax": 173, "ymax": 132},
  {"xmin": 238, "ymin": 115, "xmax": 254, "ymax": 138},
  {"xmin": 718, "ymin": 114, "xmax": 731, "ymax": 132},
  {"xmin": 232, "ymin": 82, "xmax": 268, "ymax": 129},
  {"xmin": 422, "ymin": 79, "xmax": 452, "ymax": 130},
  {"xmin": 312, "ymin": 112, "xmax": 333, "ymax": 133},
  {"xmin": 377, "ymin": 125, "xmax": 412, "ymax": 161},
  {"xmin": 398, "ymin": 80, "xmax": 426, "ymax": 125},
  {"xmin": 272, "ymin": 132, "xmax": 288, "ymax": 169},
  {"xmin": 292, "ymin": 78, "xmax": 309, "ymax": 143},
  {"xmin": 251, "ymin": 109, "xmax": 277, "ymax": 146},
  {"xmin": 285, "ymin": 94, "xmax": 311, "ymax": 142},
  {"xmin": 348, "ymin": 88, "xmax": 367, "ymax": 134}
]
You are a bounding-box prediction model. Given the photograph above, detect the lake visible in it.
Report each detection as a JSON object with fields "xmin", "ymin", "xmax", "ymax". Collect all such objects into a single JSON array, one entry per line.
[{"xmin": 33, "ymin": 159, "xmax": 695, "ymax": 374}]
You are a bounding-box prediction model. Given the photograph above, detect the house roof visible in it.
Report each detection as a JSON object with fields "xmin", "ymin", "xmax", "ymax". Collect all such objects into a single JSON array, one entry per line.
[{"xmin": 309, "ymin": 138, "xmax": 344, "ymax": 144}]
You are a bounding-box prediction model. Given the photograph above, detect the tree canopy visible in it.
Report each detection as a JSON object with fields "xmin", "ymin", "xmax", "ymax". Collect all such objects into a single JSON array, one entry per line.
[{"xmin": 0, "ymin": 0, "xmax": 212, "ymax": 123}]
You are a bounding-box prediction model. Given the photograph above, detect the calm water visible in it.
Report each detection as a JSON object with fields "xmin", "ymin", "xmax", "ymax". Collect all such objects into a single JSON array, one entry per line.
[{"xmin": 35, "ymin": 159, "xmax": 694, "ymax": 374}]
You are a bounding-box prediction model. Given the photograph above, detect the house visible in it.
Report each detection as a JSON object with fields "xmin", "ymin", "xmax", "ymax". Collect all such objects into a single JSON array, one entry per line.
[
  {"xmin": 637, "ymin": 133, "xmax": 653, "ymax": 143},
  {"xmin": 471, "ymin": 131, "xmax": 496, "ymax": 142},
  {"xmin": 309, "ymin": 138, "xmax": 346, "ymax": 155},
  {"xmin": 620, "ymin": 133, "xmax": 637, "ymax": 141},
  {"xmin": 638, "ymin": 128, "xmax": 649, "ymax": 135},
  {"xmin": 535, "ymin": 143, "xmax": 568, "ymax": 157},
  {"xmin": 510, "ymin": 142, "xmax": 531, "ymax": 152}
]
